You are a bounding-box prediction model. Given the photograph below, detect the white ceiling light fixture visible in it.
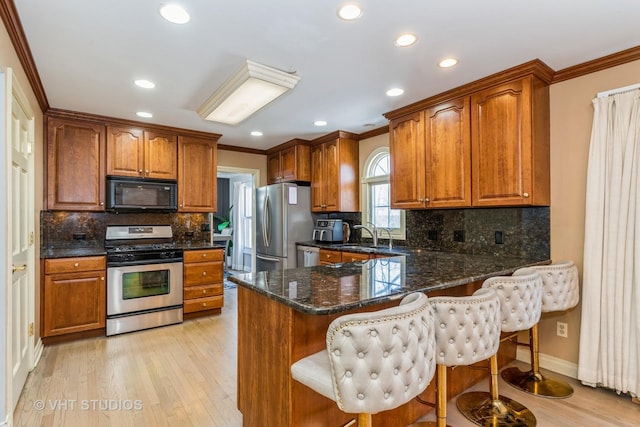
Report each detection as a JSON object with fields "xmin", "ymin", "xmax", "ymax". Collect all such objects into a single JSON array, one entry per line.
[
  {"xmin": 134, "ymin": 79, "xmax": 155, "ymax": 89},
  {"xmin": 386, "ymin": 88, "xmax": 404, "ymax": 97},
  {"xmin": 197, "ymin": 60, "xmax": 300, "ymax": 125},
  {"xmin": 136, "ymin": 111, "xmax": 153, "ymax": 118},
  {"xmin": 438, "ymin": 57, "xmax": 459, "ymax": 68},
  {"xmin": 250, "ymin": 131, "xmax": 263, "ymax": 136},
  {"xmin": 313, "ymin": 120, "xmax": 327, "ymax": 127},
  {"xmin": 160, "ymin": 4, "xmax": 190, "ymax": 24},
  {"xmin": 337, "ymin": 4, "xmax": 363, "ymax": 21},
  {"xmin": 395, "ymin": 33, "xmax": 417, "ymax": 47}
]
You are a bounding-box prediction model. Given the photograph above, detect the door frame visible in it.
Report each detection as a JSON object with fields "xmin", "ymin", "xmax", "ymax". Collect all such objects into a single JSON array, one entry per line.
[{"xmin": 217, "ymin": 165, "xmax": 259, "ymax": 272}]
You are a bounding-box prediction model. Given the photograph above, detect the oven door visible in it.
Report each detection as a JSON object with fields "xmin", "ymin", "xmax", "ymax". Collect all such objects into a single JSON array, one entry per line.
[{"xmin": 107, "ymin": 261, "xmax": 183, "ymax": 316}]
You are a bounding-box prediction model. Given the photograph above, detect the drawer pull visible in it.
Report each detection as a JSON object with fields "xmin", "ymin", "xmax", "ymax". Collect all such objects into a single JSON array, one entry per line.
[
  {"xmin": 202, "ymin": 271, "xmax": 207, "ymax": 276},
  {"xmin": 74, "ymin": 262, "xmax": 79, "ymax": 267},
  {"xmin": 202, "ymin": 302, "xmax": 207, "ymax": 307},
  {"xmin": 101, "ymin": 277, "xmax": 105, "ymax": 281},
  {"xmin": 202, "ymin": 289, "xmax": 207, "ymax": 294},
  {"xmin": 202, "ymin": 254, "xmax": 207, "ymax": 258}
]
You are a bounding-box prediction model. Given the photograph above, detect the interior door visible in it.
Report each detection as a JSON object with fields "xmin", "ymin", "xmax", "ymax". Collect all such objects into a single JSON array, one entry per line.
[{"xmin": 8, "ymin": 69, "xmax": 35, "ymax": 410}]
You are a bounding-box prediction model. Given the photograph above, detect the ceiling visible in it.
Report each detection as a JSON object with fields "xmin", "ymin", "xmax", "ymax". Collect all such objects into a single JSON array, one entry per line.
[{"xmin": 13, "ymin": 0, "xmax": 640, "ymax": 151}]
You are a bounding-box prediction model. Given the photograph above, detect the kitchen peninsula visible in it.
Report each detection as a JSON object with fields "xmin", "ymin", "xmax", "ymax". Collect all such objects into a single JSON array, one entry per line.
[{"xmin": 230, "ymin": 249, "xmax": 549, "ymax": 427}]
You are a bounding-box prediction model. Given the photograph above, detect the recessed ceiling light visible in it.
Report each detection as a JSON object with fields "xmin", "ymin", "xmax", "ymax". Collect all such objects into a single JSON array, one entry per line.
[
  {"xmin": 250, "ymin": 131, "xmax": 263, "ymax": 136},
  {"xmin": 337, "ymin": 4, "xmax": 362, "ymax": 21},
  {"xmin": 136, "ymin": 111, "xmax": 153, "ymax": 118},
  {"xmin": 314, "ymin": 120, "xmax": 327, "ymax": 127},
  {"xmin": 160, "ymin": 4, "xmax": 190, "ymax": 24},
  {"xmin": 134, "ymin": 79, "xmax": 155, "ymax": 89},
  {"xmin": 386, "ymin": 88, "xmax": 404, "ymax": 97},
  {"xmin": 438, "ymin": 58, "xmax": 459, "ymax": 68},
  {"xmin": 395, "ymin": 33, "xmax": 417, "ymax": 47}
]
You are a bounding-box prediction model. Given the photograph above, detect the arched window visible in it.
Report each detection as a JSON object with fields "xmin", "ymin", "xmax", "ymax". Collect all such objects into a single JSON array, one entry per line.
[{"xmin": 361, "ymin": 147, "xmax": 405, "ymax": 240}]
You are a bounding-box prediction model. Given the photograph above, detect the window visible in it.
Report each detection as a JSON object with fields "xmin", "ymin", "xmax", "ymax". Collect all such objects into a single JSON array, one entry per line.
[{"xmin": 362, "ymin": 147, "xmax": 405, "ymax": 240}]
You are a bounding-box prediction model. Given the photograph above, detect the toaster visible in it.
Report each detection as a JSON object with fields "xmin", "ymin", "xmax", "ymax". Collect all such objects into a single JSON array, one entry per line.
[{"xmin": 312, "ymin": 219, "xmax": 344, "ymax": 243}]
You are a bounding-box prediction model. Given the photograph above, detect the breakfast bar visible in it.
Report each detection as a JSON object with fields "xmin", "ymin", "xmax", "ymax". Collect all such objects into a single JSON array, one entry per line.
[{"xmin": 230, "ymin": 250, "xmax": 548, "ymax": 427}]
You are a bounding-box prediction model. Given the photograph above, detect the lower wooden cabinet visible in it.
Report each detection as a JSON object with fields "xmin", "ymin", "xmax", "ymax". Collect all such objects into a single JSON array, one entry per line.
[
  {"xmin": 341, "ymin": 251, "xmax": 372, "ymax": 262},
  {"xmin": 183, "ymin": 248, "xmax": 224, "ymax": 315},
  {"xmin": 319, "ymin": 249, "xmax": 342, "ymax": 265},
  {"xmin": 42, "ymin": 256, "xmax": 106, "ymax": 337}
]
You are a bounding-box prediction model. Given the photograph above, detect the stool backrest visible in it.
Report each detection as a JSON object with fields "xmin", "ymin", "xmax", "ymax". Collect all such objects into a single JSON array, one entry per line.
[
  {"xmin": 520, "ymin": 261, "xmax": 580, "ymax": 313},
  {"xmin": 429, "ymin": 288, "xmax": 501, "ymax": 367},
  {"xmin": 483, "ymin": 268, "xmax": 543, "ymax": 333},
  {"xmin": 326, "ymin": 292, "xmax": 436, "ymax": 414}
]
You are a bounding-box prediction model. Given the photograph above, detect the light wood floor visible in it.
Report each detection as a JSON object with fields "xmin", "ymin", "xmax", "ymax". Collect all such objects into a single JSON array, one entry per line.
[{"xmin": 14, "ymin": 288, "xmax": 640, "ymax": 426}]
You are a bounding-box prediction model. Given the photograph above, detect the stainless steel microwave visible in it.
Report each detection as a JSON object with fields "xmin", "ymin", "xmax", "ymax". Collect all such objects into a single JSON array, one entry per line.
[{"xmin": 106, "ymin": 177, "xmax": 178, "ymax": 212}]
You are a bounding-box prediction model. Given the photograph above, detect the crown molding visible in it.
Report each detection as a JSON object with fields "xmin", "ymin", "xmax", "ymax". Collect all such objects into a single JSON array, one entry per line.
[{"xmin": 552, "ymin": 45, "xmax": 640, "ymax": 83}]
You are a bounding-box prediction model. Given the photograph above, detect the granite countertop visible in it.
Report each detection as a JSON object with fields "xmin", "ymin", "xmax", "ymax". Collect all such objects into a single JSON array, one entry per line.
[
  {"xmin": 229, "ymin": 249, "xmax": 549, "ymax": 315},
  {"xmin": 40, "ymin": 242, "xmax": 227, "ymax": 259}
]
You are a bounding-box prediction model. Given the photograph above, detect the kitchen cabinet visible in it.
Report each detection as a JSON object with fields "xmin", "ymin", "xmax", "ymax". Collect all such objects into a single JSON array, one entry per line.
[
  {"xmin": 389, "ymin": 99, "xmax": 472, "ymax": 209},
  {"xmin": 310, "ymin": 131, "xmax": 359, "ymax": 212},
  {"xmin": 319, "ymin": 249, "xmax": 342, "ymax": 265},
  {"xmin": 341, "ymin": 251, "xmax": 372, "ymax": 262},
  {"xmin": 471, "ymin": 76, "xmax": 550, "ymax": 206},
  {"xmin": 42, "ymin": 256, "xmax": 106, "ymax": 337},
  {"xmin": 106, "ymin": 126, "xmax": 177, "ymax": 179},
  {"xmin": 178, "ymin": 135, "xmax": 218, "ymax": 212},
  {"xmin": 46, "ymin": 116, "xmax": 106, "ymax": 211},
  {"xmin": 183, "ymin": 248, "xmax": 224, "ymax": 315},
  {"xmin": 267, "ymin": 140, "xmax": 311, "ymax": 184}
]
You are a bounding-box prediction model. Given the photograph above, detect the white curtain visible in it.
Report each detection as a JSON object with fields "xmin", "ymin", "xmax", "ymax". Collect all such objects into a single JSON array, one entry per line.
[
  {"xmin": 578, "ymin": 89, "xmax": 640, "ymax": 397},
  {"xmin": 231, "ymin": 180, "xmax": 245, "ymax": 270}
]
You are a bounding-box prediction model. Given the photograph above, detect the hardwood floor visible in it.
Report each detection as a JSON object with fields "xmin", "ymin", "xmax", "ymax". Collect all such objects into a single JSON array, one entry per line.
[{"xmin": 14, "ymin": 288, "xmax": 639, "ymax": 426}]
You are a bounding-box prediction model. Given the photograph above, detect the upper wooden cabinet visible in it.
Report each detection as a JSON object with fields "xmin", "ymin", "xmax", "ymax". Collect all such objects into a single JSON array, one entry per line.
[
  {"xmin": 390, "ymin": 98, "xmax": 472, "ymax": 209},
  {"xmin": 310, "ymin": 131, "xmax": 359, "ymax": 212},
  {"xmin": 267, "ymin": 140, "xmax": 311, "ymax": 184},
  {"xmin": 385, "ymin": 61, "xmax": 552, "ymax": 209},
  {"xmin": 46, "ymin": 116, "xmax": 106, "ymax": 211},
  {"xmin": 178, "ymin": 135, "xmax": 218, "ymax": 212},
  {"xmin": 471, "ymin": 76, "xmax": 550, "ymax": 206},
  {"xmin": 106, "ymin": 126, "xmax": 177, "ymax": 179}
]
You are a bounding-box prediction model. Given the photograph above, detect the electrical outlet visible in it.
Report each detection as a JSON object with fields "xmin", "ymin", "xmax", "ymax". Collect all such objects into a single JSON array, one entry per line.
[
  {"xmin": 453, "ymin": 230, "xmax": 465, "ymax": 242},
  {"xmin": 428, "ymin": 230, "xmax": 438, "ymax": 241},
  {"xmin": 495, "ymin": 230, "xmax": 504, "ymax": 244},
  {"xmin": 557, "ymin": 321, "xmax": 568, "ymax": 338}
]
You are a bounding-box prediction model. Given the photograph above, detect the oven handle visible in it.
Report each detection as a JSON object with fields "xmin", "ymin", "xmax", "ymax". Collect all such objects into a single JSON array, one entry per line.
[{"xmin": 107, "ymin": 258, "xmax": 183, "ymax": 268}]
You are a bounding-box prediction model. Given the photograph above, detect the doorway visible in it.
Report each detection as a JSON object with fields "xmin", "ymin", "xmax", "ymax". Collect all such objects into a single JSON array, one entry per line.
[{"xmin": 216, "ymin": 166, "xmax": 258, "ymax": 273}]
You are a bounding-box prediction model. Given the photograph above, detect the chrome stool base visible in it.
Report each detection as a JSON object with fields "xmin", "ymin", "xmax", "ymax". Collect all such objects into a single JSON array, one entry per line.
[
  {"xmin": 456, "ymin": 391, "xmax": 536, "ymax": 427},
  {"xmin": 501, "ymin": 367, "xmax": 574, "ymax": 398}
]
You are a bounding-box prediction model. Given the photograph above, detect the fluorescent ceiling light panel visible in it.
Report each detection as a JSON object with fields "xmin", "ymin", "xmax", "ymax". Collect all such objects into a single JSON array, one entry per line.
[{"xmin": 198, "ymin": 60, "xmax": 300, "ymax": 125}]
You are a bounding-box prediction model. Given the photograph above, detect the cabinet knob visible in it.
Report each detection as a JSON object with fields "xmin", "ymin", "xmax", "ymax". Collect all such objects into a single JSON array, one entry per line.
[
  {"xmin": 202, "ymin": 271, "xmax": 207, "ymax": 276},
  {"xmin": 179, "ymin": 204, "xmax": 183, "ymax": 208},
  {"xmin": 101, "ymin": 277, "xmax": 105, "ymax": 281},
  {"xmin": 418, "ymin": 198, "xmax": 423, "ymax": 202},
  {"xmin": 202, "ymin": 302, "xmax": 208, "ymax": 307},
  {"xmin": 425, "ymin": 197, "xmax": 430, "ymax": 202},
  {"xmin": 202, "ymin": 289, "xmax": 207, "ymax": 294},
  {"xmin": 99, "ymin": 202, "xmax": 104, "ymax": 206},
  {"xmin": 139, "ymin": 169, "xmax": 143, "ymax": 174},
  {"xmin": 523, "ymin": 192, "xmax": 530, "ymax": 198},
  {"xmin": 74, "ymin": 262, "xmax": 79, "ymax": 267},
  {"xmin": 202, "ymin": 254, "xmax": 207, "ymax": 258},
  {"xmin": 145, "ymin": 169, "xmax": 149, "ymax": 174}
]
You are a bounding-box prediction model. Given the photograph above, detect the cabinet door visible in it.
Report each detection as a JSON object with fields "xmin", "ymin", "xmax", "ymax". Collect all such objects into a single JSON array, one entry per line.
[
  {"xmin": 425, "ymin": 98, "xmax": 472, "ymax": 208},
  {"xmin": 267, "ymin": 152, "xmax": 281, "ymax": 184},
  {"xmin": 323, "ymin": 140, "xmax": 340, "ymax": 211},
  {"xmin": 47, "ymin": 117, "xmax": 106, "ymax": 210},
  {"xmin": 145, "ymin": 131, "xmax": 177, "ymax": 179},
  {"xmin": 279, "ymin": 145, "xmax": 298, "ymax": 182},
  {"xmin": 471, "ymin": 79, "xmax": 532, "ymax": 206},
  {"xmin": 310, "ymin": 144, "xmax": 325, "ymax": 211},
  {"xmin": 43, "ymin": 271, "xmax": 106, "ymax": 336},
  {"xmin": 389, "ymin": 111, "xmax": 426, "ymax": 209},
  {"xmin": 106, "ymin": 126, "xmax": 143, "ymax": 177},
  {"xmin": 178, "ymin": 135, "xmax": 217, "ymax": 212}
]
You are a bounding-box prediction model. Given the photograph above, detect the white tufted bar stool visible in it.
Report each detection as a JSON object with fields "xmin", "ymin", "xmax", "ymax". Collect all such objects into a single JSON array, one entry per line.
[
  {"xmin": 456, "ymin": 268, "xmax": 542, "ymax": 426},
  {"xmin": 501, "ymin": 261, "xmax": 580, "ymax": 398},
  {"xmin": 290, "ymin": 292, "xmax": 436, "ymax": 427},
  {"xmin": 409, "ymin": 287, "xmax": 501, "ymax": 427}
]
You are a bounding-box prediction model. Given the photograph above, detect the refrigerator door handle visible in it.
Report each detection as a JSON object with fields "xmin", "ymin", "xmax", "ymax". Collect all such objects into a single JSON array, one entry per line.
[
  {"xmin": 256, "ymin": 253, "xmax": 282, "ymax": 262},
  {"xmin": 265, "ymin": 193, "xmax": 271, "ymax": 247},
  {"xmin": 262, "ymin": 193, "xmax": 269, "ymax": 247}
]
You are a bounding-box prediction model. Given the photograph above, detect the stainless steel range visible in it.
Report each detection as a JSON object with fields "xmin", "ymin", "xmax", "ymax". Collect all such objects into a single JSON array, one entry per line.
[{"xmin": 105, "ymin": 225, "xmax": 183, "ymax": 336}]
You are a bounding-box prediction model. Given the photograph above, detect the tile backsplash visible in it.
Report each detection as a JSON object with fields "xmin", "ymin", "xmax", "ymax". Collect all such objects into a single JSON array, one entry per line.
[{"xmin": 40, "ymin": 211, "xmax": 210, "ymax": 249}]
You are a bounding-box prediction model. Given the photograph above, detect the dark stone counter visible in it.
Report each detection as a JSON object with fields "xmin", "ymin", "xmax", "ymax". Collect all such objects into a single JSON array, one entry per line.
[
  {"xmin": 40, "ymin": 242, "xmax": 226, "ymax": 259},
  {"xmin": 229, "ymin": 249, "xmax": 549, "ymax": 315}
]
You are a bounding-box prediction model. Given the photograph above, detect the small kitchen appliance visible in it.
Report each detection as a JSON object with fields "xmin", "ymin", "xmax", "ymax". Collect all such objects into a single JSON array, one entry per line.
[{"xmin": 312, "ymin": 219, "xmax": 344, "ymax": 243}]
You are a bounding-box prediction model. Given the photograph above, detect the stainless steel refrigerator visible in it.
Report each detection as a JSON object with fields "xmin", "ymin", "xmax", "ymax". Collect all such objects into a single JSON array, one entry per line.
[{"xmin": 255, "ymin": 183, "xmax": 313, "ymax": 272}]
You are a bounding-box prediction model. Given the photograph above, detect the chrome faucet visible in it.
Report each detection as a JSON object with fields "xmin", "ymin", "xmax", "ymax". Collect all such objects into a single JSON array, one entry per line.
[
  {"xmin": 354, "ymin": 222, "xmax": 378, "ymax": 247},
  {"xmin": 379, "ymin": 228, "xmax": 393, "ymax": 250}
]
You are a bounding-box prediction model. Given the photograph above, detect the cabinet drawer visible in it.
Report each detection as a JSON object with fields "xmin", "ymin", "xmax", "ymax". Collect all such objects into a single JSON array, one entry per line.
[
  {"xmin": 184, "ymin": 283, "xmax": 223, "ymax": 300},
  {"xmin": 319, "ymin": 249, "xmax": 342, "ymax": 264},
  {"xmin": 184, "ymin": 249, "xmax": 224, "ymax": 263},
  {"xmin": 184, "ymin": 295, "xmax": 224, "ymax": 313},
  {"xmin": 45, "ymin": 256, "xmax": 106, "ymax": 274},
  {"xmin": 342, "ymin": 251, "xmax": 371, "ymax": 262},
  {"xmin": 184, "ymin": 262, "xmax": 223, "ymax": 285}
]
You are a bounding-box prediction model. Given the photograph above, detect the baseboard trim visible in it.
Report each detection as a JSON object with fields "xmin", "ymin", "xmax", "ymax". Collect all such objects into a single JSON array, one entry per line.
[
  {"xmin": 33, "ymin": 337, "xmax": 44, "ymax": 368},
  {"xmin": 516, "ymin": 347, "xmax": 579, "ymax": 379},
  {"xmin": 0, "ymin": 412, "xmax": 11, "ymax": 426}
]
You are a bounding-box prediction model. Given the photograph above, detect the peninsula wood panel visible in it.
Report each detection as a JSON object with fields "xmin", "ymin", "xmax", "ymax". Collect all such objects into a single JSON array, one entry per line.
[
  {"xmin": 46, "ymin": 117, "xmax": 106, "ymax": 210},
  {"xmin": 237, "ymin": 281, "xmax": 516, "ymax": 427},
  {"xmin": 177, "ymin": 135, "xmax": 217, "ymax": 212}
]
